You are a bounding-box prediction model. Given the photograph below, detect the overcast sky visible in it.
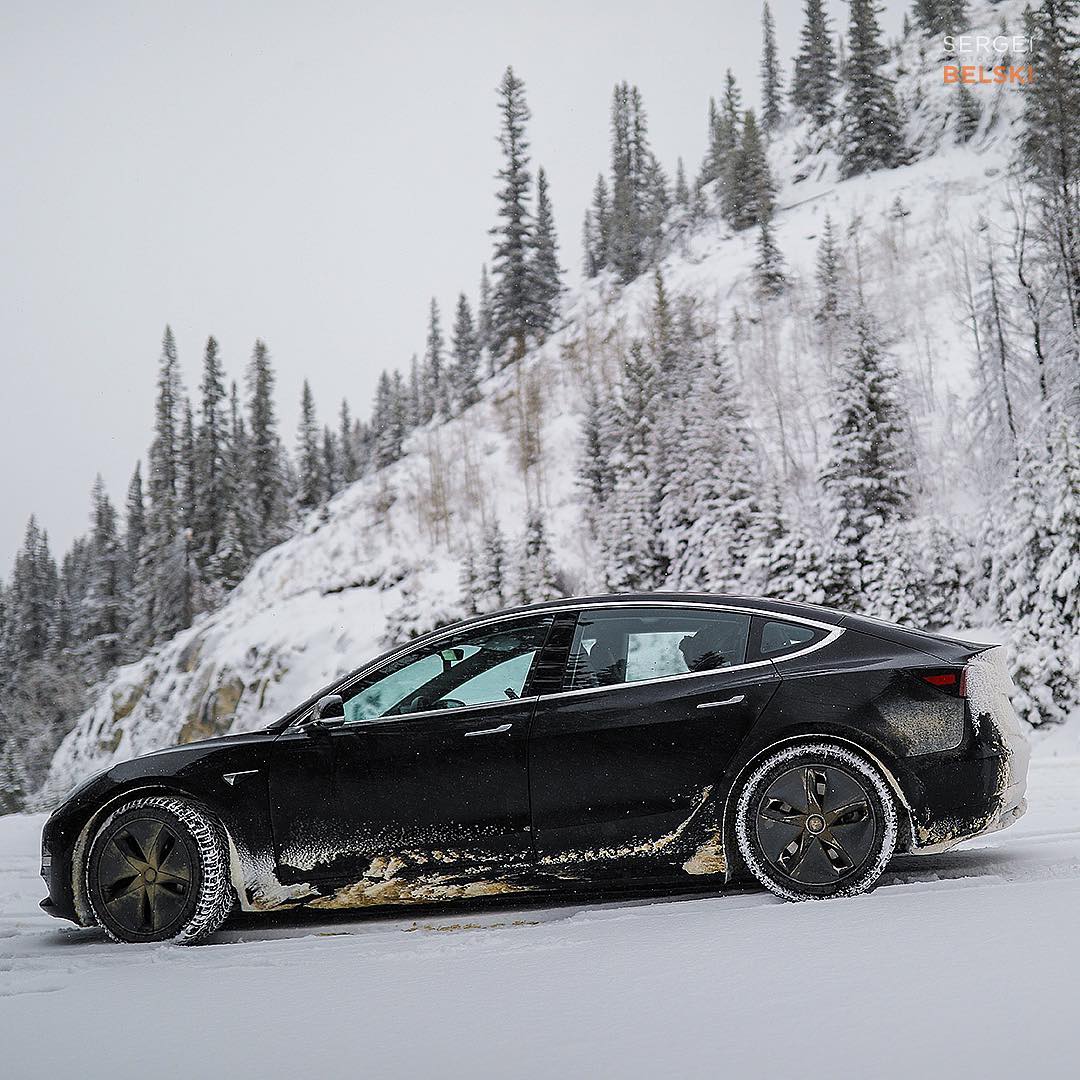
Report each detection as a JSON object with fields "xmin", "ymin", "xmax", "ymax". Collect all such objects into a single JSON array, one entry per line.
[{"xmin": 0, "ymin": 0, "xmax": 907, "ymax": 571}]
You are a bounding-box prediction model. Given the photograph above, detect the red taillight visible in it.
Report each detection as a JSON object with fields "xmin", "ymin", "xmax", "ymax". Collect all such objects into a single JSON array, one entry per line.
[{"xmin": 918, "ymin": 669, "xmax": 964, "ymax": 695}]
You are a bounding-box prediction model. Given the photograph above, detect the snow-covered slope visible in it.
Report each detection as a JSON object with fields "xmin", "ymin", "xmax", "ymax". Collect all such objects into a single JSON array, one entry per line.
[{"xmin": 43, "ymin": 0, "xmax": 1035, "ymax": 800}]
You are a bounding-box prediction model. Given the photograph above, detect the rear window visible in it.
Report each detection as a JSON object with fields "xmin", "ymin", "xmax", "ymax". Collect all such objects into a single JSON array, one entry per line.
[{"xmin": 750, "ymin": 618, "xmax": 828, "ymax": 661}]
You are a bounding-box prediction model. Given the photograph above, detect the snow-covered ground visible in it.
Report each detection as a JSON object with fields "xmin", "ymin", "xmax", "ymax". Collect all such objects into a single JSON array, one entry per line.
[{"xmin": 3, "ymin": 753, "xmax": 1078, "ymax": 1078}]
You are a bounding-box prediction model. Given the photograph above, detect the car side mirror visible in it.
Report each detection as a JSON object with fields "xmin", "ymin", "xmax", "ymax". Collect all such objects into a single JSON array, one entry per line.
[{"xmin": 308, "ymin": 693, "xmax": 345, "ymax": 731}]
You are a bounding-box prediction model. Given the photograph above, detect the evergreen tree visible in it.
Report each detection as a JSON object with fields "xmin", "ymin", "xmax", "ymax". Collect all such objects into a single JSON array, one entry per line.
[
  {"xmin": 674, "ymin": 158, "xmax": 690, "ymax": 209},
  {"xmin": 321, "ymin": 425, "xmax": 339, "ymax": 500},
  {"xmin": 246, "ymin": 339, "xmax": 289, "ymax": 551},
  {"xmin": 476, "ymin": 520, "xmax": 507, "ymax": 612},
  {"xmin": 451, "ymin": 293, "xmax": 481, "ymax": 411},
  {"xmin": 840, "ymin": 0, "xmax": 906, "ymax": 178},
  {"xmin": 600, "ymin": 343, "xmax": 666, "ymax": 590},
  {"xmin": 338, "ymin": 399, "xmax": 358, "ymax": 486},
  {"xmin": 8, "ymin": 517, "xmax": 58, "ymax": 666},
  {"xmin": 490, "ymin": 66, "xmax": 534, "ymax": 362},
  {"xmin": 760, "ymin": 2, "xmax": 784, "ymax": 131},
  {"xmin": 791, "ymin": 0, "xmax": 838, "ymax": 128},
  {"xmin": 820, "ymin": 309, "xmax": 914, "ymax": 609},
  {"xmin": 373, "ymin": 370, "xmax": 404, "ymax": 468},
  {"xmin": 82, "ymin": 476, "xmax": 123, "ymax": 675},
  {"xmin": 477, "ymin": 264, "xmax": 494, "ymax": 371},
  {"xmin": 583, "ymin": 174, "xmax": 611, "ymax": 276},
  {"xmin": 954, "ymin": 82, "xmax": 980, "ymax": 143},
  {"xmin": 815, "ymin": 213, "xmax": 846, "ymax": 322},
  {"xmin": 608, "ymin": 83, "xmax": 661, "ymax": 282},
  {"xmin": 513, "ymin": 511, "xmax": 561, "ymax": 603},
  {"xmin": 526, "ymin": 167, "xmax": 563, "ymax": 339},
  {"xmin": 424, "ymin": 297, "xmax": 448, "ymax": 421},
  {"xmin": 208, "ymin": 383, "xmax": 254, "ymax": 596},
  {"xmin": 296, "ymin": 379, "xmax": 322, "ymax": 512},
  {"xmin": 722, "ymin": 110, "xmax": 774, "ymax": 230},
  {"xmin": 579, "ymin": 383, "xmax": 618, "ymax": 532},
  {"xmin": 194, "ymin": 335, "xmax": 227, "ymax": 573},
  {"xmin": 755, "ymin": 213, "xmax": 787, "ymax": 297},
  {"xmin": 178, "ymin": 398, "xmax": 198, "ymax": 537}
]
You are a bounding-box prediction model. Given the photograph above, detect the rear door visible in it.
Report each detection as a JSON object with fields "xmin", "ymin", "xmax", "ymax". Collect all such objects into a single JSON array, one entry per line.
[{"xmin": 528, "ymin": 604, "xmax": 779, "ymax": 876}]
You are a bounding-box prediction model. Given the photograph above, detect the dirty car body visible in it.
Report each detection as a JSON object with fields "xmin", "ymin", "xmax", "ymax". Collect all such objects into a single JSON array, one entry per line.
[{"xmin": 41, "ymin": 594, "xmax": 1030, "ymax": 931}]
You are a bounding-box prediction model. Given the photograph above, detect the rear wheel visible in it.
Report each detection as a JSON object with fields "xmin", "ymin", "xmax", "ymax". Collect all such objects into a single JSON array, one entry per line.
[
  {"xmin": 735, "ymin": 743, "xmax": 897, "ymax": 901},
  {"xmin": 86, "ymin": 795, "xmax": 233, "ymax": 943}
]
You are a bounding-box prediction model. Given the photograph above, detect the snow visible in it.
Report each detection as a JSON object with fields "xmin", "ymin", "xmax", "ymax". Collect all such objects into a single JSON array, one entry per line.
[{"xmin": 3, "ymin": 751, "xmax": 1079, "ymax": 1077}]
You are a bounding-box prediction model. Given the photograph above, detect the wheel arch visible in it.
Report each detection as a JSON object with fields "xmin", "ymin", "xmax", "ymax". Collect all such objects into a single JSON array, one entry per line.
[
  {"xmin": 720, "ymin": 731, "xmax": 915, "ymax": 883},
  {"xmin": 69, "ymin": 780, "xmax": 243, "ymax": 925}
]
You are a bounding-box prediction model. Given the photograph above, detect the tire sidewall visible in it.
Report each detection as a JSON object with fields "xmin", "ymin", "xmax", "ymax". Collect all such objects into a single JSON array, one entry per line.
[
  {"xmin": 735, "ymin": 742, "xmax": 898, "ymax": 902},
  {"xmin": 87, "ymin": 798, "xmax": 220, "ymax": 943}
]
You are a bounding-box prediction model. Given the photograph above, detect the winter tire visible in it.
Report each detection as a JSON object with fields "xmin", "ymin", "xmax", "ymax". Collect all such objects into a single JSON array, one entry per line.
[
  {"xmin": 735, "ymin": 742, "xmax": 898, "ymax": 901},
  {"xmin": 86, "ymin": 795, "xmax": 233, "ymax": 943}
]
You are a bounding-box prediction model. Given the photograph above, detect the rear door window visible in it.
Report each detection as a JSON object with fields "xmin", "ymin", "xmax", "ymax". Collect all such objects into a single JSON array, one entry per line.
[
  {"xmin": 749, "ymin": 617, "xmax": 828, "ymax": 661},
  {"xmin": 563, "ymin": 607, "xmax": 751, "ymax": 691}
]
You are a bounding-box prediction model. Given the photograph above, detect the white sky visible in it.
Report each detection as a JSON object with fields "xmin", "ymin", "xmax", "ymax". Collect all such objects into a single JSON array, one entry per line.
[{"xmin": 0, "ymin": 0, "xmax": 907, "ymax": 570}]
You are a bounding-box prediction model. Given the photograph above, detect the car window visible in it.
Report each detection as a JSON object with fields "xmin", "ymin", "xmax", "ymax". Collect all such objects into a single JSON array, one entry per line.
[
  {"xmin": 342, "ymin": 616, "xmax": 552, "ymax": 722},
  {"xmin": 563, "ymin": 607, "xmax": 751, "ymax": 691},
  {"xmin": 751, "ymin": 618, "xmax": 827, "ymax": 660}
]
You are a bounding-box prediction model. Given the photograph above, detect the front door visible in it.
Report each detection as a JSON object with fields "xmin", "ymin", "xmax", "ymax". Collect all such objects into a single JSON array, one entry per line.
[
  {"xmin": 528, "ymin": 605, "xmax": 779, "ymax": 877},
  {"xmin": 269, "ymin": 615, "xmax": 553, "ymax": 891}
]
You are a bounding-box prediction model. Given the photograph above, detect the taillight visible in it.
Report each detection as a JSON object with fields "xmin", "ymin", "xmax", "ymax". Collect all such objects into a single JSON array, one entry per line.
[{"xmin": 917, "ymin": 669, "xmax": 964, "ymax": 696}]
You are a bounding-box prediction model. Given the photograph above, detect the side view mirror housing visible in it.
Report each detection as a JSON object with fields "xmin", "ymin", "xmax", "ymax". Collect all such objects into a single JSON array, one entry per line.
[{"xmin": 307, "ymin": 693, "xmax": 345, "ymax": 731}]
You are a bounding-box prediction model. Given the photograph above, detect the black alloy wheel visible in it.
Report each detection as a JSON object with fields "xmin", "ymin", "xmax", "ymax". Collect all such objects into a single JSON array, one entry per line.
[{"xmin": 735, "ymin": 743, "xmax": 898, "ymax": 901}]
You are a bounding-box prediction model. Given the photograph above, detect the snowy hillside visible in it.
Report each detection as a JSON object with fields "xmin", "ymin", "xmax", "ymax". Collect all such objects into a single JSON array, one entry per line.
[{"xmin": 41, "ymin": 0, "xmax": 1050, "ymax": 799}]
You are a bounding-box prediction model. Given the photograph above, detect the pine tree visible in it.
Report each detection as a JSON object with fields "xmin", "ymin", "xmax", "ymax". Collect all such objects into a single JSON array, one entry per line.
[
  {"xmin": 208, "ymin": 382, "xmax": 254, "ymax": 596},
  {"xmin": 820, "ymin": 308, "xmax": 914, "ymax": 610},
  {"xmin": 8, "ymin": 517, "xmax": 58, "ymax": 666},
  {"xmin": 373, "ymin": 370, "xmax": 404, "ymax": 468},
  {"xmin": 840, "ymin": 0, "xmax": 906, "ymax": 178},
  {"xmin": 194, "ymin": 335, "xmax": 227, "ymax": 573},
  {"xmin": 451, "ymin": 293, "xmax": 482, "ymax": 412},
  {"xmin": 722, "ymin": 110, "xmax": 774, "ymax": 230},
  {"xmin": 246, "ymin": 339, "xmax": 289, "ymax": 551},
  {"xmin": 608, "ymin": 83, "xmax": 660, "ymax": 282},
  {"xmin": 755, "ymin": 213, "xmax": 787, "ymax": 297},
  {"xmin": 583, "ymin": 174, "xmax": 611, "ymax": 276},
  {"xmin": 815, "ymin": 213, "xmax": 846, "ymax": 322},
  {"xmin": 579, "ymin": 383, "xmax": 618, "ymax": 531},
  {"xmin": 82, "ymin": 475, "xmax": 123, "ymax": 675},
  {"xmin": 490, "ymin": 67, "xmax": 534, "ymax": 362},
  {"xmin": 424, "ymin": 298, "xmax": 448, "ymax": 421},
  {"xmin": 526, "ymin": 167, "xmax": 563, "ymax": 339},
  {"xmin": 954, "ymin": 82, "xmax": 980, "ymax": 143},
  {"xmin": 321, "ymin": 425, "xmax": 339, "ymax": 501},
  {"xmin": 661, "ymin": 345, "xmax": 760, "ymax": 590},
  {"xmin": 674, "ymin": 158, "xmax": 690, "ymax": 209},
  {"xmin": 760, "ymin": 2, "xmax": 784, "ymax": 131},
  {"xmin": 178, "ymin": 398, "xmax": 198, "ymax": 537},
  {"xmin": 296, "ymin": 379, "xmax": 322, "ymax": 512},
  {"xmin": 514, "ymin": 511, "xmax": 561, "ymax": 603},
  {"xmin": 600, "ymin": 343, "xmax": 666, "ymax": 590},
  {"xmin": 476, "ymin": 520, "xmax": 507, "ymax": 612},
  {"xmin": 791, "ymin": 0, "xmax": 838, "ymax": 128}
]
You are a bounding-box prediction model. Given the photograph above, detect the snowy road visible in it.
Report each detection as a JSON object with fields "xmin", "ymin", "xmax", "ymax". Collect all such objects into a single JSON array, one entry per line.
[{"xmin": 2, "ymin": 757, "xmax": 1079, "ymax": 1079}]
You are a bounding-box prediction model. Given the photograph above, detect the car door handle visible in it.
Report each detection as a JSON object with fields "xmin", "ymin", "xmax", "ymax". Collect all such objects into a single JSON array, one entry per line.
[
  {"xmin": 464, "ymin": 723, "xmax": 513, "ymax": 737},
  {"xmin": 696, "ymin": 695, "xmax": 745, "ymax": 710}
]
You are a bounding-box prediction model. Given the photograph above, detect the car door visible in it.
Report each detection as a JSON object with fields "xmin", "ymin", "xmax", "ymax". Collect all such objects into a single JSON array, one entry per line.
[
  {"xmin": 268, "ymin": 614, "xmax": 553, "ymax": 886},
  {"xmin": 528, "ymin": 604, "xmax": 779, "ymax": 877}
]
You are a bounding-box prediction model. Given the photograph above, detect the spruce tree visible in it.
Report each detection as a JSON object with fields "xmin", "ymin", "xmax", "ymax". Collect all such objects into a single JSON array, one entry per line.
[
  {"xmin": 514, "ymin": 511, "xmax": 561, "ymax": 603},
  {"xmin": 321, "ymin": 425, "xmax": 339, "ymax": 500},
  {"xmin": 722, "ymin": 110, "xmax": 774, "ymax": 230},
  {"xmin": 490, "ymin": 67, "xmax": 534, "ymax": 362},
  {"xmin": 296, "ymin": 379, "xmax": 323, "ymax": 512},
  {"xmin": 194, "ymin": 335, "xmax": 227, "ymax": 573},
  {"xmin": 608, "ymin": 84, "xmax": 660, "ymax": 282},
  {"xmin": 477, "ymin": 520, "xmax": 507, "ymax": 612},
  {"xmin": 791, "ymin": 0, "xmax": 837, "ymax": 128},
  {"xmin": 755, "ymin": 213, "xmax": 787, "ymax": 297},
  {"xmin": 760, "ymin": 2, "xmax": 784, "ymax": 131},
  {"xmin": 526, "ymin": 167, "xmax": 563, "ymax": 340},
  {"xmin": 815, "ymin": 213, "xmax": 846, "ymax": 322},
  {"xmin": 178, "ymin": 398, "xmax": 198, "ymax": 537},
  {"xmin": 840, "ymin": 0, "xmax": 906, "ymax": 178},
  {"xmin": 674, "ymin": 158, "xmax": 690, "ymax": 208},
  {"xmin": 583, "ymin": 174, "xmax": 611, "ymax": 276},
  {"xmin": 451, "ymin": 293, "xmax": 481, "ymax": 411},
  {"xmin": 954, "ymin": 82, "xmax": 980, "ymax": 143},
  {"xmin": 339, "ymin": 399, "xmax": 358, "ymax": 485},
  {"xmin": 477, "ymin": 264, "xmax": 494, "ymax": 371},
  {"xmin": 820, "ymin": 308, "xmax": 914, "ymax": 609},
  {"xmin": 246, "ymin": 339, "xmax": 289, "ymax": 551},
  {"xmin": 83, "ymin": 476, "xmax": 123, "ymax": 675},
  {"xmin": 424, "ymin": 298, "xmax": 448, "ymax": 421},
  {"xmin": 209, "ymin": 382, "xmax": 254, "ymax": 596}
]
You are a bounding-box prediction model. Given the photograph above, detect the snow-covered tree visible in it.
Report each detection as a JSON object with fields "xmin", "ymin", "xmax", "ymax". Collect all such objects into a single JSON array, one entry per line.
[
  {"xmin": 840, "ymin": 0, "xmax": 906, "ymax": 178},
  {"xmin": 490, "ymin": 66, "xmax": 533, "ymax": 362},
  {"xmin": 246, "ymin": 339, "xmax": 290, "ymax": 551},
  {"xmin": 296, "ymin": 379, "xmax": 322, "ymax": 512},
  {"xmin": 760, "ymin": 2, "xmax": 784, "ymax": 131},
  {"xmin": 476, "ymin": 520, "xmax": 507, "ymax": 612},
  {"xmin": 194, "ymin": 335, "xmax": 228, "ymax": 573},
  {"xmin": 513, "ymin": 511, "xmax": 561, "ymax": 603},
  {"xmin": 526, "ymin": 167, "xmax": 562, "ymax": 340},
  {"xmin": 722, "ymin": 109, "xmax": 774, "ymax": 230},
  {"xmin": 451, "ymin": 293, "xmax": 481, "ymax": 412},
  {"xmin": 792, "ymin": 0, "xmax": 837, "ymax": 128}
]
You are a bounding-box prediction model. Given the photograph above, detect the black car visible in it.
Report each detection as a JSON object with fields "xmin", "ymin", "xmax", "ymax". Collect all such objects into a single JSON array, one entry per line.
[{"xmin": 40, "ymin": 594, "xmax": 1030, "ymax": 943}]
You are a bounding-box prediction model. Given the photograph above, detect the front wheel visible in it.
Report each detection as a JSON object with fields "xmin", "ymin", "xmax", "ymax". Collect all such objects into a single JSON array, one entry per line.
[
  {"xmin": 86, "ymin": 795, "xmax": 233, "ymax": 943},
  {"xmin": 735, "ymin": 743, "xmax": 898, "ymax": 902}
]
